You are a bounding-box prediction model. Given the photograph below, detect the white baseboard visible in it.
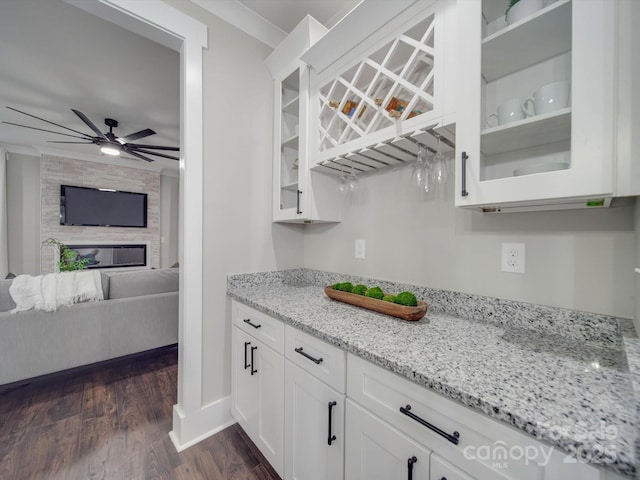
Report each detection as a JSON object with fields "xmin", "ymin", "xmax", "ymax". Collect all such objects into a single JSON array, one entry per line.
[{"xmin": 169, "ymin": 395, "xmax": 236, "ymax": 452}]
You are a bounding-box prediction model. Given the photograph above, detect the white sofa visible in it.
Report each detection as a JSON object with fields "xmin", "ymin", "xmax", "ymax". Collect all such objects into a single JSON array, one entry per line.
[{"xmin": 0, "ymin": 268, "xmax": 179, "ymax": 385}]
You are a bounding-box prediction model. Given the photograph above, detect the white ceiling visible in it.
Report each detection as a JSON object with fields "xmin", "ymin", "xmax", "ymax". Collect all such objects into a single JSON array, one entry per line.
[
  {"xmin": 0, "ymin": 0, "xmax": 180, "ymax": 171},
  {"xmin": 237, "ymin": 0, "xmax": 361, "ymax": 33},
  {"xmin": 0, "ymin": 0, "xmax": 358, "ymax": 172}
]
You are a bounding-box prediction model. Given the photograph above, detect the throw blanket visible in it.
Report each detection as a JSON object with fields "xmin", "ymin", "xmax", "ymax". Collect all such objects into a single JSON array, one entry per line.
[{"xmin": 9, "ymin": 271, "xmax": 103, "ymax": 313}]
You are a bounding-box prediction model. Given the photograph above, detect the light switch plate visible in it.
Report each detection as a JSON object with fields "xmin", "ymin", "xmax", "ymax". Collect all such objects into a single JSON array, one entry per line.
[{"xmin": 355, "ymin": 239, "xmax": 366, "ymax": 259}]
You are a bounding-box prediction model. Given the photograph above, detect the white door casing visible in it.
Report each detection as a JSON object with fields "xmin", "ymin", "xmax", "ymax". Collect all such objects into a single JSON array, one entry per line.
[{"xmin": 91, "ymin": 0, "xmax": 208, "ymax": 449}]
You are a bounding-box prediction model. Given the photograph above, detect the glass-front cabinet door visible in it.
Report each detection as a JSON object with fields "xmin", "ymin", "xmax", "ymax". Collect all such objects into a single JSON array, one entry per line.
[
  {"xmin": 274, "ymin": 66, "xmax": 304, "ymax": 221},
  {"xmin": 455, "ymin": 0, "xmax": 616, "ymax": 212}
]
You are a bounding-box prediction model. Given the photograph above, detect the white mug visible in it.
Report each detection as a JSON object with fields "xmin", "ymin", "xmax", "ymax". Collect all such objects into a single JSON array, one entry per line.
[
  {"xmin": 487, "ymin": 98, "xmax": 525, "ymax": 127},
  {"xmin": 522, "ymin": 81, "xmax": 570, "ymax": 117}
]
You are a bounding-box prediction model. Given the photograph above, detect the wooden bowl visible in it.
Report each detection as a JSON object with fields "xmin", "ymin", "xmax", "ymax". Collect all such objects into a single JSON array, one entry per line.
[{"xmin": 324, "ymin": 286, "xmax": 428, "ymax": 321}]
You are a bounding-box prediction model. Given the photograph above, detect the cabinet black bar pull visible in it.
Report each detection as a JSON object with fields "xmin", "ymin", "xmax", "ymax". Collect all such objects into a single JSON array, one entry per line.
[
  {"xmin": 250, "ymin": 346, "xmax": 258, "ymax": 375},
  {"xmin": 461, "ymin": 152, "xmax": 469, "ymax": 197},
  {"xmin": 296, "ymin": 189, "xmax": 302, "ymax": 215},
  {"xmin": 327, "ymin": 401, "xmax": 337, "ymax": 446},
  {"xmin": 407, "ymin": 456, "xmax": 417, "ymax": 480},
  {"xmin": 243, "ymin": 341, "xmax": 251, "ymax": 370},
  {"xmin": 294, "ymin": 347, "xmax": 323, "ymax": 364},
  {"xmin": 400, "ymin": 404, "xmax": 460, "ymax": 445},
  {"xmin": 243, "ymin": 318, "xmax": 262, "ymax": 329}
]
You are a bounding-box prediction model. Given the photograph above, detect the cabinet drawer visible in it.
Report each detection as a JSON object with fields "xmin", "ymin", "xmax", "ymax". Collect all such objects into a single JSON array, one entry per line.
[
  {"xmin": 285, "ymin": 326, "xmax": 346, "ymax": 393},
  {"xmin": 232, "ymin": 300, "xmax": 284, "ymax": 353},
  {"xmin": 347, "ymin": 354, "xmax": 543, "ymax": 480}
]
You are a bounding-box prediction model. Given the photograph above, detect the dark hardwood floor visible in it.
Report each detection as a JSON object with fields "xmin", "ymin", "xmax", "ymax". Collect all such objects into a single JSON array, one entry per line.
[{"xmin": 0, "ymin": 346, "xmax": 281, "ymax": 480}]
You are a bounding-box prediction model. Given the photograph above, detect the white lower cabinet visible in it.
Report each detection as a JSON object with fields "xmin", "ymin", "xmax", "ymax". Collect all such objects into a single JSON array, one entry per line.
[
  {"xmin": 347, "ymin": 353, "xmax": 628, "ymax": 480},
  {"xmin": 231, "ymin": 301, "xmax": 628, "ymax": 480},
  {"xmin": 345, "ymin": 399, "xmax": 431, "ymax": 480},
  {"xmin": 231, "ymin": 303, "xmax": 285, "ymax": 477},
  {"xmin": 284, "ymin": 326, "xmax": 346, "ymax": 480},
  {"xmin": 347, "ymin": 354, "xmax": 517, "ymax": 480},
  {"xmin": 284, "ymin": 361, "xmax": 344, "ymax": 480}
]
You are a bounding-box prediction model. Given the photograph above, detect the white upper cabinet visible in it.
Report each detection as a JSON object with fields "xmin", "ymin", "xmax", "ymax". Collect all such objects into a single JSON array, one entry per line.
[
  {"xmin": 614, "ymin": 0, "xmax": 640, "ymax": 197},
  {"xmin": 266, "ymin": 17, "xmax": 341, "ymax": 224},
  {"xmin": 305, "ymin": 0, "xmax": 458, "ymax": 178},
  {"xmin": 455, "ymin": 0, "xmax": 618, "ymax": 212}
]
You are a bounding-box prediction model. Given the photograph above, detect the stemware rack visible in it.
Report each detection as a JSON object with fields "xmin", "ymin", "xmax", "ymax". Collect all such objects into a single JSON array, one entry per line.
[{"xmin": 313, "ymin": 124, "xmax": 455, "ymax": 176}]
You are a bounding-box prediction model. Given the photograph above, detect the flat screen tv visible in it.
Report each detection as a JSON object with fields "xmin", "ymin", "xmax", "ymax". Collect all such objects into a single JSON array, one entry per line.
[{"xmin": 60, "ymin": 185, "xmax": 147, "ymax": 227}]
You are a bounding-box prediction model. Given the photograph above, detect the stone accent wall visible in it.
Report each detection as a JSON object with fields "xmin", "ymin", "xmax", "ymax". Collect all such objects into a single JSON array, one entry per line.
[{"xmin": 40, "ymin": 155, "xmax": 160, "ymax": 273}]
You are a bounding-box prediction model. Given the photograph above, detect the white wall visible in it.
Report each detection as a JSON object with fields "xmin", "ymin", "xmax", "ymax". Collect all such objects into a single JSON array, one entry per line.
[
  {"xmin": 304, "ymin": 164, "xmax": 636, "ymax": 318},
  {"xmin": 6, "ymin": 152, "xmax": 40, "ymax": 275},
  {"xmin": 0, "ymin": 147, "xmax": 7, "ymax": 278},
  {"xmin": 163, "ymin": 0, "xmax": 305, "ymax": 405},
  {"xmin": 635, "ymin": 198, "xmax": 640, "ymax": 332},
  {"xmin": 160, "ymin": 173, "xmax": 179, "ymax": 268}
]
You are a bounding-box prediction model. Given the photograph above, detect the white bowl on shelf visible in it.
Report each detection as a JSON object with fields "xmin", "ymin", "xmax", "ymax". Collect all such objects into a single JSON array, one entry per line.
[{"xmin": 513, "ymin": 162, "xmax": 569, "ymax": 176}]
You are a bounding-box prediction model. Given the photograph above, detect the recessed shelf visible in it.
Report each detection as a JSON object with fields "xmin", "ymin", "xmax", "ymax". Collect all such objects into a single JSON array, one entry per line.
[
  {"xmin": 481, "ymin": 107, "xmax": 571, "ymax": 156},
  {"xmin": 282, "ymin": 182, "xmax": 299, "ymax": 191},
  {"xmin": 283, "ymin": 96, "xmax": 299, "ymax": 115},
  {"xmin": 282, "ymin": 135, "xmax": 299, "ymax": 149},
  {"xmin": 482, "ymin": 0, "xmax": 572, "ymax": 82}
]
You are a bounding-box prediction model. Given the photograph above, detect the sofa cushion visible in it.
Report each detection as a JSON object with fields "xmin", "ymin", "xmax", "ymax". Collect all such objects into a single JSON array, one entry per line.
[
  {"xmin": 0, "ymin": 279, "xmax": 16, "ymax": 313},
  {"xmin": 107, "ymin": 268, "xmax": 179, "ymax": 299}
]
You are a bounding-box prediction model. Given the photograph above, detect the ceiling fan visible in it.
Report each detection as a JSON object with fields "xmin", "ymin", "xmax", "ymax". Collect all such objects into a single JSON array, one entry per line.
[{"xmin": 3, "ymin": 106, "xmax": 179, "ymax": 162}]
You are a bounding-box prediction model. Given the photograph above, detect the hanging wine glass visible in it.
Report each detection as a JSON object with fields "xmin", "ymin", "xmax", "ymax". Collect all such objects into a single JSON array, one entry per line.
[
  {"xmin": 336, "ymin": 165, "xmax": 347, "ymax": 193},
  {"xmin": 424, "ymin": 146, "xmax": 433, "ymax": 194},
  {"xmin": 347, "ymin": 160, "xmax": 359, "ymax": 193},
  {"xmin": 432, "ymin": 135, "xmax": 448, "ymax": 186},
  {"xmin": 411, "ymin": 143, "xmax": 427, "ymax": 190}
]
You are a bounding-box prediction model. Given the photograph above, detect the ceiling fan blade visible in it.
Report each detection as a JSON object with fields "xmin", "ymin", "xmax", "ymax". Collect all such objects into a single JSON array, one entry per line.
[
  {"xmin": 71, "ymin": 109, "xmax": 108, "ymax": 140},
  {"xmin": 127, "ymin": 143, "xmax": 179, "ymax": 151},
  {"xmin": 47, "ymin": 141, "xmax": 95, "ymax": 144},
  {"xmin": 6, "ymin": 106, "xmax": 93, "ymax": 137},
  {"xmin": 2, "ymin": 121, "xmax": 94, "ymax": 140},
  {"xmin": 122, "ymin": 149, "xmax": 154, "ymax": 162},
  {"xmin": 133, "ymin": 148, "xmax": 179, "ymax": 161},
  {"xmin": 118, "ymin": 128, "xmax": 155, "ymax": 143}
]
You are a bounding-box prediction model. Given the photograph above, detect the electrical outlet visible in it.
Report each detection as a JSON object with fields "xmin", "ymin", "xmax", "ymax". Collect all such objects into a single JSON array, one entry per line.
[
  {"xmin": 355, "ymin": 239, "xmax": 366, "ymax": 259},
  {"xmin": 501, "ymin": 243, "xmax": 525, "ymax": 273}
]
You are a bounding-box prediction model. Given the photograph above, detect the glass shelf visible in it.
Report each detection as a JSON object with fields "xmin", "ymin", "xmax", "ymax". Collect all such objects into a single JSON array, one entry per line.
[
  {"xmin": 481, "ymin": 108, "xmax": 571, "ymax": 155},
  {"xmin": 281, "ymin": 135, "xmax": 299, "ymax": 149},
  {"xmin": 283, "ymin": 96, "xmax": 299, "ymax": 115},
  {"xmin": 482, "ymin": 0, "xmax": 571, "ymax": 82}
]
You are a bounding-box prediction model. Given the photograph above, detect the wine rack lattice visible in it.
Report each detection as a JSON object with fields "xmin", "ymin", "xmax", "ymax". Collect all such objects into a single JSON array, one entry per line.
[{"xmin": 318, "ymin": 14, "xmax": 437, "ymax": 152}]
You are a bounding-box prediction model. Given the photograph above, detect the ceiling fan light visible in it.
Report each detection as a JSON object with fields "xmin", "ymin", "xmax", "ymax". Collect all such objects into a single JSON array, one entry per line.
[{"xmin": 100, "ymin": 145, "xmax": 120, "ymax": 156}]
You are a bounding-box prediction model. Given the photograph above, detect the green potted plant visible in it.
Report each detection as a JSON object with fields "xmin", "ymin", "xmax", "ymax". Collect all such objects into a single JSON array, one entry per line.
[{"xmin": 43, "ymin": 238, "xmax": 89, "ymax": 272}]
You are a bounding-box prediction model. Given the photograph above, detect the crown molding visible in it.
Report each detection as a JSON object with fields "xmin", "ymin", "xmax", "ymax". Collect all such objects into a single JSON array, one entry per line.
[{"xmin": 191, "ymin": 0, "xmax": 286, "ymax": 48}]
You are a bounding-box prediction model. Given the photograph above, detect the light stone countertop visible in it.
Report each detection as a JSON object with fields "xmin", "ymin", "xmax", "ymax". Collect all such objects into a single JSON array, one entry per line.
[{"xmin": 227, "ymin": 269, "xmax": 638, "ymax": 478}]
